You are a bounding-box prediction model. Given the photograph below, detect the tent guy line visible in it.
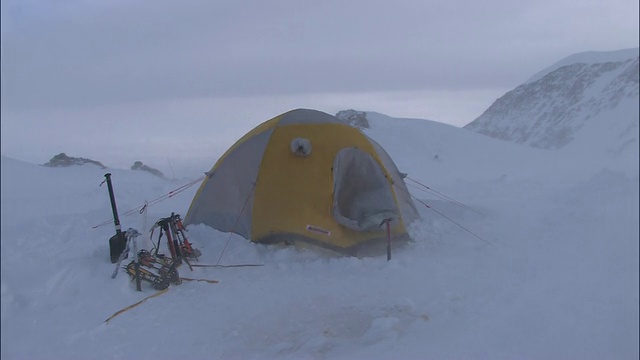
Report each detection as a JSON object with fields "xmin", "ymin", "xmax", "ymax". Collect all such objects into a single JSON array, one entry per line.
[
  {"xmin": 406, "ymin": 177, "xmax": 484, "ymax": 216},
  {"xmin": 92, "ymin": 175, "xmax": 205, "ymax": 229},
  {"xmin": 410, "ymin": 195, "xmax": 494, "ymax": 247}
]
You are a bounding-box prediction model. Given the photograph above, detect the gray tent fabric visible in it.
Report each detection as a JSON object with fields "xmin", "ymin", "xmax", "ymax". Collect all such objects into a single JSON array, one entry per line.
[
  {"xmin": 278, "ymin": 108, "xmax": 343, "ymax": 125},
  {"xmin": 186, "ymin": 129, "xmax": 273, "ymax": 237}
]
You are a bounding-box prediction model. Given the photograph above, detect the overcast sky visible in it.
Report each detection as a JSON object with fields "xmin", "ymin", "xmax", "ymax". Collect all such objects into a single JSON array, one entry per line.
[{"xmin": 1, "ymin": 0, "xmax": 638, "ymax": 171}]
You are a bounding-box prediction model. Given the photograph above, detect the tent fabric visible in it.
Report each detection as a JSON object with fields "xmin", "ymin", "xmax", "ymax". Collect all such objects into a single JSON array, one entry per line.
[
  {"xmin": 332, "ymin": 147, "xmax": 398, "ymax": 231},
  {"xmin": 366, "ymin": 136, "xmax": 420, "ymax": 225},
  {"xmin": 184, "ymin": 108, "xmax": 420, "ymax": 255}
]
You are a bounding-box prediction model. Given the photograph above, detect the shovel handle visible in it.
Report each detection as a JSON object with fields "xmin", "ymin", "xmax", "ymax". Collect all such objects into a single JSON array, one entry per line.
[{"xmin": 104, "ymin": 173, "xmax": 122, "ymax": 233}]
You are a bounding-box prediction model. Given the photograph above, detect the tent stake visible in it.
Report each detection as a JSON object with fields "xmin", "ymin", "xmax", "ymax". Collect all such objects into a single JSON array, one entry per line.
[
  {"xmin": 380, "ymin": 218, "xmax": 392, "ymax": 261},
  {"xmin": 387, "ymin": 220, "xmax": 392, "ymax": 261}
]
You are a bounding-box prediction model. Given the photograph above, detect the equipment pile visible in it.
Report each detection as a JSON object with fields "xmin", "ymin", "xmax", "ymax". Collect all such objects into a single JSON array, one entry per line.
[
  {"xmin": 125, "ymin": 249, "xmax": 182, "ymax": 290},
  {"xmin": 102, "ymin": 173, "xmax": 201, "ymax": 291},
  {"xmin": 111, "ymin": 218, "xmax": 202, "ymax": 290}
]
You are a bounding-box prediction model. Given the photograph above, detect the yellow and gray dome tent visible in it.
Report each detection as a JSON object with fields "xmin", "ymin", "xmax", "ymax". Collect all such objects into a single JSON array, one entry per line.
[{"xmin": 184, "ymin": 109, "xmax": 419, "ymax": 256}]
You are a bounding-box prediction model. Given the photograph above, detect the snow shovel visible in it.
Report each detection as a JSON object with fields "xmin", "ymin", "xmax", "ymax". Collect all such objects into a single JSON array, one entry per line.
[{"xmin": 103, "ymin": 173, "xmax": 128, "ymax": 263}]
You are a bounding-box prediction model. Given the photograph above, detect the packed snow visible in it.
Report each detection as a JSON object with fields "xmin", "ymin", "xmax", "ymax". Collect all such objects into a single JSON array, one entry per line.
[{"xmin": 1, "ymin": 110, "xmax": 638, "ymax": 359}]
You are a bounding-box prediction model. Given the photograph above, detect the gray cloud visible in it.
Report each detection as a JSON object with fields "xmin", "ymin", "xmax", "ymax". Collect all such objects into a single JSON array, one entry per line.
[
  {"xmin": 3, "ymin": 0, "xmax": 637, "ymax": 111},
  {"xmin": 1, "ymin": 0, "xmax": 638, "ymax": 168}
]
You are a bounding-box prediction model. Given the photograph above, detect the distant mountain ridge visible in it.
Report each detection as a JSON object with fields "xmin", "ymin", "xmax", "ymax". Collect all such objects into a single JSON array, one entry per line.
[{"xmin": 464, "ymin": 48, "xmax": 639, "ymax": 150}]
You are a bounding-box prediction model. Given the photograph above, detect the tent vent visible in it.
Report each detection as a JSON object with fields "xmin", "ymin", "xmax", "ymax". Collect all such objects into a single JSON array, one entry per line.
[{"xmin": 291, "ymin": 138, "xmax": 312, "ymax": 157}]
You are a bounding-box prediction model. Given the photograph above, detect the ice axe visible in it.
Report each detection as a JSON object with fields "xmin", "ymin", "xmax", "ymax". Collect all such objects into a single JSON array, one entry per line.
[{"xmin": 102, "ymin": 173, "xmax": 128, "ymax": 263}]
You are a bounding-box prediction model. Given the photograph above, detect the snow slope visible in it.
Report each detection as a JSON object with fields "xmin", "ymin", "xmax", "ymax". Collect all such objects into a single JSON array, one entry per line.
[
  {"xmin": 465, "ymin": 48, "xmax": 639, "ymax": 150},
  {"xmin": 525, "ymin": 48, "xmax": 640, "ymax": 84},
  {"xmin": 1, "ymin": 105, "xmax": 638, "ymax": 359}
]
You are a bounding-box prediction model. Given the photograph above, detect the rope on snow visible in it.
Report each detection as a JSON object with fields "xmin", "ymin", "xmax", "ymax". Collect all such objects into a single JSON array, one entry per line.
[
  {"xmin": 191, "ymin": 263, "xmax": 264, "ymax": 268},
  {"xmin": 103, "ymin": 288, "xmax": 169, "ymax": 323}
]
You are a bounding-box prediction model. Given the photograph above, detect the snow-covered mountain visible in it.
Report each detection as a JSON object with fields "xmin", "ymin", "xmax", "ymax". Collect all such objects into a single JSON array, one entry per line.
[{"xmin": 464, "ymin": 48, "xmax": 639, "ymax": 152}]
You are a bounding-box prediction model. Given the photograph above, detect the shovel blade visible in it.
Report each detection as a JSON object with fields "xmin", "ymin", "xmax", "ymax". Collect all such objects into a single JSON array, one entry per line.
[{"xmin": 109, "ymin": 232, "xmax": 127, "ymax": 263}]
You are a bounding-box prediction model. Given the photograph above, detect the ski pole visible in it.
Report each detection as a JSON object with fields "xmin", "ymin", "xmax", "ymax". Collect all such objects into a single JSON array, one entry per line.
[
  {"xmin": 175, "ymin": 214, "xmax": 199, "ymax": 261},
  {"xmin": 169, "ymin": 214, "xmax": 192, "ymax": 270}
]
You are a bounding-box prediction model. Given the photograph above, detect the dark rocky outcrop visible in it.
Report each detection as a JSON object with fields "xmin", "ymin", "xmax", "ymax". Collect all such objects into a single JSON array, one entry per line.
[
  {"xmin": 131, "ymin": 161, "xmax": 165, "ymax": 178},
  {"xmin": 335, "ymin": 109, "xmax": 370, "ymax": 129},
  {"xmin": 42, "ymin": 153, "xmax": 106, "ymax": 168}
]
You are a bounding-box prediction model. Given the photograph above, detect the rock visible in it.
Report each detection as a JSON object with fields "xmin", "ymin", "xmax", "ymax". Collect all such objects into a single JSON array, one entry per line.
[
  {"xmin": 335, "ymin": 109, "xmax": 370, "ymax": 129},
  {"xmin": 131, "ymin": 161, "xmax": 165, "ymax": 178},
  {"xmin": 42, "ymin": 153, "xmax": 106, "ymax": 168}
]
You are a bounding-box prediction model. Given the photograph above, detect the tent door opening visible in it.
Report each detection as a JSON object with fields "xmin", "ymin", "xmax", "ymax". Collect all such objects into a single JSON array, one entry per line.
[{"xmin": 332, "ymin": 147, "xmax": 398, "ymax": 231}]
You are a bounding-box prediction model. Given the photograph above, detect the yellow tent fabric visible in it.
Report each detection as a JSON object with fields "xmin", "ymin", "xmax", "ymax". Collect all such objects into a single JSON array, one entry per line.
[{"xmin": 184, "ymin": 109, "xmax": 419, "ymax": 255}]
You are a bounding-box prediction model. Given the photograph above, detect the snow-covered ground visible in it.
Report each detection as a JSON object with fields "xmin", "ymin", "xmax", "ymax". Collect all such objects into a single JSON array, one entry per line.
[{"xmin": 1, "ymin": 112, "xmax": 638, "ymax": 359}]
